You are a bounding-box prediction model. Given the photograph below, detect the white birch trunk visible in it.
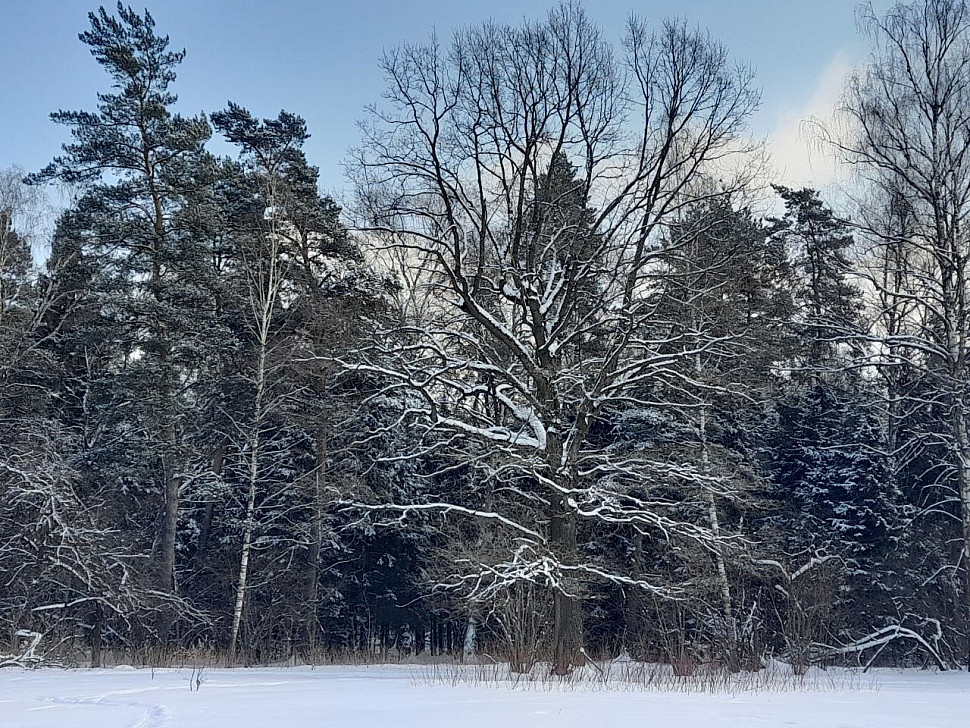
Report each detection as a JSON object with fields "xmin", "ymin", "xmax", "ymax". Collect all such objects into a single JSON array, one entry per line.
[{"xmin": 228, "ymin": 176, "xmax": 282, "ymax": 662}]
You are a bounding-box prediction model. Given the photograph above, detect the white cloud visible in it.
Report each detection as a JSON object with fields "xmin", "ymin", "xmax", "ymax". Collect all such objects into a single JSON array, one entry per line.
[{"xmin": 767, "ymin": 51, "xmax": 854, "ymax": 189}]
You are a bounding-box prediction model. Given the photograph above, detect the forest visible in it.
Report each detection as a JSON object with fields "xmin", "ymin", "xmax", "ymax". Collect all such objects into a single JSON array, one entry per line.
[{"xmin": 3, "ymin": 0, "xmax": 970, "ymax": 677}]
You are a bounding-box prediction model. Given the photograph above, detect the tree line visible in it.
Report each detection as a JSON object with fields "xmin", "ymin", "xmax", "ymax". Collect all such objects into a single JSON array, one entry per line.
[{"xmin": 3, "ymin": 0, "xmax": 970, "ymax": 674}]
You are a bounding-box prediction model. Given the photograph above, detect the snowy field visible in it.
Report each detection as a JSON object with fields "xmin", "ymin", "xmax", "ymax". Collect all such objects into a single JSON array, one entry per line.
[{"xmin": 1, "ymin": 665, "xmax": 968, "ymax": 727}]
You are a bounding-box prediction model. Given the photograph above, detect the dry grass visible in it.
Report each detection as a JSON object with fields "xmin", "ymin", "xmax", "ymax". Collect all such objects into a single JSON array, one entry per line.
[{"xmin": 411, "ymin": 659, "xmax": 875, "ymax": 694}]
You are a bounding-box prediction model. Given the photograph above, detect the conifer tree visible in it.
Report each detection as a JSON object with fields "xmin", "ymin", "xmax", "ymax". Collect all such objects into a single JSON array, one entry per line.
[{"xmin": 30, "ymin": 3, "xmax": 214, "ymax": 638}]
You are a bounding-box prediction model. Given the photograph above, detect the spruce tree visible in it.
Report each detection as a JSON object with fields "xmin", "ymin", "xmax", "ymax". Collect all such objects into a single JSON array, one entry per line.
[{"xmin": 766, "ymin": 187, "xmax": 898, "ymax": 652}]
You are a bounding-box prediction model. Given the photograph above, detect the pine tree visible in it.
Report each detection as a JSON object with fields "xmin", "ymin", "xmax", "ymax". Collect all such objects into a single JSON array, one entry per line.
[{"xmin": 30, "ymin": 3, "xmax": 214, "ymax": 639}]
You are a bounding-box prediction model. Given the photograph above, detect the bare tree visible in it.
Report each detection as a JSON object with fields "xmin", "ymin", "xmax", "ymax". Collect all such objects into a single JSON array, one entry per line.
[
  {"xmin": 0, "ymin": 169, "xmax": 152, "ymax": 666},
  {"xmin": 350, "ymin": 3, "xmax": 759, "ymax": 674},
  {"xmin": 830, "ymin": 0, "xmax": 970, "ymax": 668}
]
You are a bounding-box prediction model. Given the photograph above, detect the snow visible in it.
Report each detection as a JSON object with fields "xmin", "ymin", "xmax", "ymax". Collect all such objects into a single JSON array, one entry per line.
[{"xmin": 0, "ymin": 665, "xmax": 968, "ymax": 727}]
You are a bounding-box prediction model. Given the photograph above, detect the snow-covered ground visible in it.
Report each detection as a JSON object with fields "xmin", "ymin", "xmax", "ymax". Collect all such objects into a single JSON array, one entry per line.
[{"xmin": 0, "ymin": 664, "xmax": 968, "ymax": 727}]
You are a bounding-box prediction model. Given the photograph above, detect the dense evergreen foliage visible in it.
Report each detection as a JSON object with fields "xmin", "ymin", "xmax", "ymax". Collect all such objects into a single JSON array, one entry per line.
[{"xmin": 4, "ymin": 1, "xmax": 970, "ymax": 674}]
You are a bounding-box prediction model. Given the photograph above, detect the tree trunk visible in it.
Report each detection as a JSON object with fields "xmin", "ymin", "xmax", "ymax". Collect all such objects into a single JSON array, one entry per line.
[
  {"xmin": 700, "ymin": 404, "xmax": 736, "ymax": 669},
  {"xmin": 462, "ymin": 614, "xmax": 477, "ymax": 662},
  {"xmin": 706, "ymin": 488, "xmax": 736, "ymax": 667},
  {"xmin": 196, "ymin": 443, "xmax": 225, "ymax": 560},
  {"xmin": 90, "ymin": 604, "xmax": 103, "ymax": 668},
  {"xmin": 155, "ymin": 456, "xmax": 179, "ymax": 641},
  {"xmin": 944, "ymin": 268, "xmax": 970, "ymax": 671},
  {"xmin": 624, "ymin": 529, "xmax": 645, "ymax": 659},
  {"xmin": 303, "ymin": 426, "xmax": 327, "ymax": 645},
  {"xmin": 952, "ymin": 408, "xmax": 970, "ymax": 671},
  {"xmin": 229, "ymin": 350, "xmax": 267, "ymax": 661},
  {"xmin": 147, "ymin": 159, "xmax": 179, "ymax": 643},
  {"xmin": 229, "ymin": 435, "xmax": 259, "ymax": 661},
  {"xmin": 549, "ymin": 490, "xmax": 582, "ymax": 675}
]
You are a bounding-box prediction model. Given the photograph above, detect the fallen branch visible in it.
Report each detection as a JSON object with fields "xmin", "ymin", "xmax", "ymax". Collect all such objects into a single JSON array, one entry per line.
[
  {"xmin": 0, "ymin": 630, "xmax": 44, "ymax": 669},
  {"xmin": 820, "ymin": 625, "xmax": 947, "ymax": 672}
]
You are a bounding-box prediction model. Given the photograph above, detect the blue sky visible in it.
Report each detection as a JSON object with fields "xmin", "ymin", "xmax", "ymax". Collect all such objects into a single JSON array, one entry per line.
[{"xmin": 2, "ymin": 0, "xmax": 894, "ymax": 197}]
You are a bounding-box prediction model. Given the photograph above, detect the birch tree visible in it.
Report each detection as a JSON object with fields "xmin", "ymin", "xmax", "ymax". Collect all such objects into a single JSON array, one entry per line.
[
  {"xmin": 211, "ymin": 106, "xmax": 307, "ymax": 660},
  {"xmin": 832, "ymin": 0, "xmax": 970, "ymax": 667},
  {"xmin": 657, "ymin": 198, "xmax": 793, "ymax": 668},
  {"xmin": 211, "ymin": 105, "xmax": 380, "ymax": 658}
]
